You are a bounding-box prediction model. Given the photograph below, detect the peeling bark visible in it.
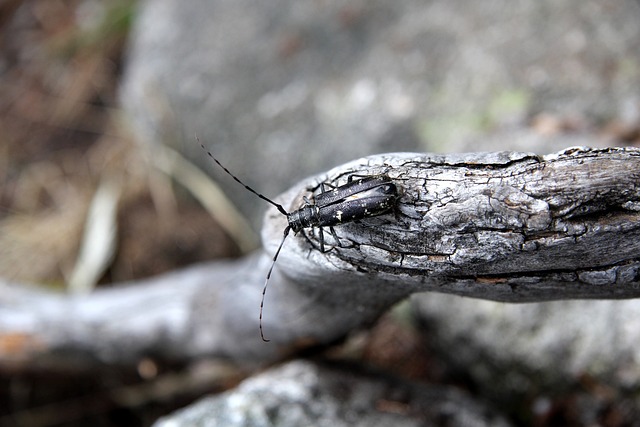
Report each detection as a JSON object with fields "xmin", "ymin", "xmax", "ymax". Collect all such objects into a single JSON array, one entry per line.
[{"xmin": 1, "ymin": 147, "xmax": 639, "ymax": 367}]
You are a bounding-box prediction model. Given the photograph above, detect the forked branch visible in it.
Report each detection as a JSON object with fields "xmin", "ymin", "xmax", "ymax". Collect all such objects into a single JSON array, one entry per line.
[{"xmin": 0, "ymin": 147, "xmax": 639, "ymax": 366}]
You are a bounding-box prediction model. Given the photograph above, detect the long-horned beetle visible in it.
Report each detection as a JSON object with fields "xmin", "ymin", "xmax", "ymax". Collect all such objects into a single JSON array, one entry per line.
[{"xmin": 198, "ymin": 138, "xmax": 399, "ymax": 341}]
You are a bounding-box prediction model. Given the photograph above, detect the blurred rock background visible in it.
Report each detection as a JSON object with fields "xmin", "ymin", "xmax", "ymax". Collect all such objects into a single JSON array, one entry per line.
[
  {"xmin": 120, "ymin": 0, "xmax": 640, "ymax": 227},
  {"xmin": 1, "ymin": 0, "xmax": 639, "ymax": 426}
]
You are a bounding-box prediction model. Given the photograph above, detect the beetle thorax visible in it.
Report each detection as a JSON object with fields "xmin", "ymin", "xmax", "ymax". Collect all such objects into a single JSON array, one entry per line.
[{"xmin": 287, "ymin": 204, "xmax": 320, "ymax": 233}]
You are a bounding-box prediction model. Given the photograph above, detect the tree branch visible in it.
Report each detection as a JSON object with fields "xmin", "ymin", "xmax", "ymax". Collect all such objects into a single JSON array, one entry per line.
[
  {"xmin": 1, "ymin": 147, "xmax": 639, "ymax": 367},
  {"xmin": 278, "ymin": 147, "xmax": 640, "ymax": 292}
]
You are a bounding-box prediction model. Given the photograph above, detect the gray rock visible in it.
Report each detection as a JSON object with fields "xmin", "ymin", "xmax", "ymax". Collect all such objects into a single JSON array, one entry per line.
[
  {"xmin": 120, "ymin": 0, "xmax": 639, "ymax": 227},
  {"xmin": 119, "ymin": 0, "xmax": 640, "ymax": 422},
  {"xmin": 153, "ymin": 360, "xmax": 511, "ymax": 427},
  {"xmin": 413, "ymin": 295, "xmax": 640, "ymax": 397}
]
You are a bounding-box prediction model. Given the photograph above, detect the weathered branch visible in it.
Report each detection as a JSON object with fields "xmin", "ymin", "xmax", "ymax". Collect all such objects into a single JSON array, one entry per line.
[
  {"xmin": 273, "ymin": 147, "xmax": 640, "ymax": 295},
  {"xmin": 260, "ymin": 147, "xmax": 640, "ymax": 341},
  {"xmin": 1, "ymin": 147, "xmax": 639, "ymax": 367}
]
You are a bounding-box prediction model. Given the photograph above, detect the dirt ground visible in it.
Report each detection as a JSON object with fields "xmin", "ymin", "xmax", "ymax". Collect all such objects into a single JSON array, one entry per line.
[
  {"xmin": 0, "ymin": 2, "xmax": 242, "ymax": 426},
  {"xmin": 0, "ymin": 0, "xmax": 241, "ymax": 289}
]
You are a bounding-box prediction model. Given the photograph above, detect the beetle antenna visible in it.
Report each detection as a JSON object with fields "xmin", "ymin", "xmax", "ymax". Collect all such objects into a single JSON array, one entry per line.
[
  {"xmin": 259, "ymin": 225, "xmax": 291, "ymax": 342},
  {"xmin": 197, "ymin": 136, "xmax": 289, "ymax": 216}
]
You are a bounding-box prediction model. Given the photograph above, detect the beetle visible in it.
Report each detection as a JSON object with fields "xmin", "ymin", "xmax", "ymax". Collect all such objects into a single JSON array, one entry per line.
[
  {"xmin": 198, "ymin": 138, "xmax": 399, "ymax": 341},
  {"xmin": 291, "ymin": 175, "xmax": 398, "ymax": 250}
]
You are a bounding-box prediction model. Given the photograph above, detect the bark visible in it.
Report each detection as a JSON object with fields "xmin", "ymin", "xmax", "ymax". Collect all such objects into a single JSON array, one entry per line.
[{"xmin": 1, "ymin": 147, "xmax": 639, "ymax": 367}]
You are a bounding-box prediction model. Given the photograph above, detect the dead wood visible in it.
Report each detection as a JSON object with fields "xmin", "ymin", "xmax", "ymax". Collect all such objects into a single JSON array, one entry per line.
[{"xmin": 1, "ymin": 147, "xmax": 639, "ymax": 367}]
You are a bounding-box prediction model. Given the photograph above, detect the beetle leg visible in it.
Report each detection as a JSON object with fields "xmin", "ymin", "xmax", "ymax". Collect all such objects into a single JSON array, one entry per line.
[
  {"xmin": 318, "ymin": 226, "xmax": 325, "ymax": 253},
  {"xmin": 328, "ymin": 225, "xmax": 340, "ymax": 248},
  {"xmin": 321, "ymin": 181, "xmax": 337, "ymax": 190}
]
